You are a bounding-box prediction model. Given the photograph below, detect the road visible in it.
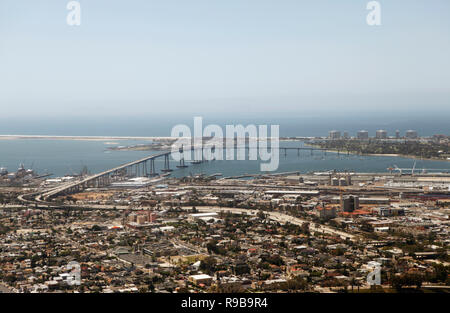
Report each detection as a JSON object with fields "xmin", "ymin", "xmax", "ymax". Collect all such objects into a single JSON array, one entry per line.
[{"xmin": 184, "ymin": 206, "xmax": 358, "ymax": 241}]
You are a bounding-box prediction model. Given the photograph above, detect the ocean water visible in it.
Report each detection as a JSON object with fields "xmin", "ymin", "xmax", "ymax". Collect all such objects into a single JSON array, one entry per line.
[
  {"xmin": 0, "ymin": 113, "xmax": 449, "ymax": 138},
  {"xmin": 0, "ymin": 139, "xmax": 448, "ymax": 178},
  {"xmin": 0, "ymin": 114, "xmax": 448, "ymax": 178}
]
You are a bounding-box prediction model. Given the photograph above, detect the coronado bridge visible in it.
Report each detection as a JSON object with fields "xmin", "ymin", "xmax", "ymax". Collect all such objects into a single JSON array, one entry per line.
[{"xmin": 23, "ymin": 145, "xmax": 334, "ymax": 202}]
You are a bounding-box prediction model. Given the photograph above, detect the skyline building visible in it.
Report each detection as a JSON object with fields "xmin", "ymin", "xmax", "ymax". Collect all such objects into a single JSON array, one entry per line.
[
  {"xmin": 329, "ymin": 130, "xmax": 341, "ymax": 140},
  {"xmin": 357, "ymin": 130, "xmax": 369, "ymax": 140},
  {"xmin": 405, "ymin": 130, "xmax": 418, "ymax": 139},
  {"xmin": 376, "ymin": 130, "xmax": 388, "ymax": 139}
]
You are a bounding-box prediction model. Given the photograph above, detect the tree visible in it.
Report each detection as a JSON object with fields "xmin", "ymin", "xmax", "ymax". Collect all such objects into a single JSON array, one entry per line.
[
  {"xmin": 257, "ymin": 210, "xmax": 266, "ymax": 219},
  {"xmin": 349, "ymin": 277, "xmax": 361, "ymax": 293},
  {"xmin": 390, "ymin": 273, "xmax": 424, "ymax": 291},
  {"xmin": 91, "ymin": 225, "xmax": 102, "ymax": 232},
  {"xmin": 206, "ymin": 240, "xmax": 226, "ymax": 255},
  {"xmin": 301, "ymin": 222, "xmax": 310, "ymax": 235},
  {"xmin": 431, "ymin": 264, "xmax": 448, "ymax": 283},
  {"xmin": 214, "ymin": 283, "xmax": 244, "ymax": 293},
  {"xmin": 287, "ymin": 277, "xmax": 308, "ymax": 291},
  {"xmin": 200, "ymin": 256, "xmax": 217, "ymax": 275}
]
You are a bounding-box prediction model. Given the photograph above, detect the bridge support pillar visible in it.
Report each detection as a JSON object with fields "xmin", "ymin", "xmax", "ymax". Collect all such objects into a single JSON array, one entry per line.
[{"xmin": 162, "ymin": 154, "xmax": 173, "ymax": 172}]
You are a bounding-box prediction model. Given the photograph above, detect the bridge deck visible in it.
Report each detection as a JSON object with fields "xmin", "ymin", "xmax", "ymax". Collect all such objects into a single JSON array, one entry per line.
[
  {"xmin": 39, "ymin": 146, "xmax": 332, "ymax": 199},
  {"xmin": 42, "ymin": 151, "xmax": 170, "ymax": 198}
]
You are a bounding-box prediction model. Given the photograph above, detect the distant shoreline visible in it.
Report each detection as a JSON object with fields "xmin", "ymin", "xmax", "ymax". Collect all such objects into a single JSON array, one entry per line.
[
  {"xmin": 0, "ymin": 135, "xmax": 300, "ymax": 142},
  {"xmin": 305, "ymin": 144, "xmax": 450, "ymax": 162},
  {"xmin": 1, "ymin": 135, "xmax": 449, "ymax": 163},
  {"xmin": 0, "ymin": 135, "xmax": 173, "ymax": 141}
]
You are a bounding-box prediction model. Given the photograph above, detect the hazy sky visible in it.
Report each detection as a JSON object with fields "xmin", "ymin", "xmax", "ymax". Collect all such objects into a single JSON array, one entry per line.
[{"xmin": 1, "ymin": 0, "xmax": 449, "ymax": 118}]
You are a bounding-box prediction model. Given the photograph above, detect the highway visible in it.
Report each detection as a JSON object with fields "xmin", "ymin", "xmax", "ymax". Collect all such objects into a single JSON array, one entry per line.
[
  {"xmin": 185, "ymin": 206, "xmax": 358, "ymax": 241},
  {"xmin": 20, "ymin": 145, "xmax": 319, "ymax": 203},
  {"xmin": 34, "ymin": 151, "xmax": 171, "ymax": 201}
]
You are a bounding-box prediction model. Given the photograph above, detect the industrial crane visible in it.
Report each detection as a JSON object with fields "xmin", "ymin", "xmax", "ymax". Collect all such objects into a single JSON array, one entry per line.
[{"xmin": 387, "ymin": 161, "xmax": 449, "ymax": 175}]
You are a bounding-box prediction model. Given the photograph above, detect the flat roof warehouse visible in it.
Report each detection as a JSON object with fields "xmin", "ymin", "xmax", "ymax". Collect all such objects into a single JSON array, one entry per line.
[{"xmin": 265, "ymin": 190, "xmax": 319, "ymax": 195}]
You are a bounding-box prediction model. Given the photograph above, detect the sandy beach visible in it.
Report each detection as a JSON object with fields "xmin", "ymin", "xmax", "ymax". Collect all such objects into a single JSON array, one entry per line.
[
  {"xmin": 305, "ymin": 145, "xmax": 450, "ymax": 162},
  {"xmin": 0, "ymin": 135, "xmax": 173, "ymax": 141}
]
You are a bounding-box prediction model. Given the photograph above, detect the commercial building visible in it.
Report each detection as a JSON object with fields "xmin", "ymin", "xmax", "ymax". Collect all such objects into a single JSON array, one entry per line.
[
  {"xmin": 188, "ymin": 212, "xmax": 219, "ymax": 221},
  {"xmin": 189, "ymin": 274, "xmax": 213, "ymax": 286},
  {"xmin": 126, "ymin": 210, "xmax": 158, "ymax": 229},
  {"xmin": 110, "ymin": 177, "xmax": 154, "ymax": 188},
  {"xmin": 342, "ymin": 195, "xmax": 359, "ymax": 212},
  {"xmin": 376, "ymin": 130, "xmax": 388, "ymax": 139},
  {"xmin": 372, "ymin": 207, "xmax": 405, "ymax": 217},
  {"xmin": 329, "ymin": 130, "xmax": 341, "ymax": 140},
  {"xmin": 330, "ymin": 196, "xmax": 390, "ymax": 205},
  {"xmin": 317, "ymin": 207, "xmax": 337, "ymax": 220},
  {"xmin": 329, "ymin": 174, "xmax": 352, "ymax": 186},
  {"xmin": 405, "ymin": 130, "xmax": 418, "ymax": 139},
  {"xmin": 357, "ymin": 130, "xmax": 369, "ymax": 140},
  {"xmin": 265, "ymin": 190, "xmax": 320, "ymax": 196}
]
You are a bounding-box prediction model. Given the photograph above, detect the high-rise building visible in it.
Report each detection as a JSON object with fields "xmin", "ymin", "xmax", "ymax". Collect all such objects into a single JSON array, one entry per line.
[
  {"xmin": 342, "ymin": 195, "xmax": 359, "ymax": 212},
  {"xmin": 357, "ymin": 130, "xmax": 369, "ymax": 140},
  {"xmin": 376, "ymin": 130, "xmax": 388, "ymax": 139},
  {"xmin": 395, "ymin": 130, "xmax": 400, "ymax": 139},
  {"xmin": 329, "ymin": 130, "xmax": 341, "ymax": 140},
  {"xmin": 343, "ymin": 131, "xmax": 349, "ymax": 139},
  {"xmin": 405, "ymin": 130, "xmax": 418, "ymax": 139}
]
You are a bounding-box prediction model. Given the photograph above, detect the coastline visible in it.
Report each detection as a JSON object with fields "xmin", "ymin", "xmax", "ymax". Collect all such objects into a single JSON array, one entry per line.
[
  {"xmin": 0, "ymin": 135, "xmax": 302, "ymax": 142},
  {"xmin": 0, "ymin": 135, "xmax": 173, "ymax": 141},
  {"xmin": 305, "ymin": 144, "xmax": 450, "ymax": 162},
  {"xmin": 1, "ymin": 135, "xmax": 448, "ymax": 163}
]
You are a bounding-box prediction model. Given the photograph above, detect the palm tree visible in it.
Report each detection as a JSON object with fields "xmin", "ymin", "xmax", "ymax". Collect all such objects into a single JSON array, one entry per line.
[{"xmin": 350, "ymin": 276, "xmax": 357, "ymax": 292}]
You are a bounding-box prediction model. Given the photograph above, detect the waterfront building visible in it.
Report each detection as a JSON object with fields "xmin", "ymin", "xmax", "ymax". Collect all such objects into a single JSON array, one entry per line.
[
  {"xmin": 329, "ymin": 130, "xmax": 341, "ymax": 140},
  {"xmin": 405, "ymin": 130, "xmax": 418, "ymax": 139},
  {"xmin": 376, "ymin": 130, "xmax": 388, "ymax": 139},
  {"xmin": 357, "ymin": 130, "xmax": 369, "ymax": 140}
]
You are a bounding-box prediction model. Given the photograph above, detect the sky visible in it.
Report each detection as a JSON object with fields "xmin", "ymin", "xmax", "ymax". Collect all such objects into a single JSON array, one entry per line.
[{"xmin": 0, "ymin": 0, "xmax": 450, "ymax": 120}]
